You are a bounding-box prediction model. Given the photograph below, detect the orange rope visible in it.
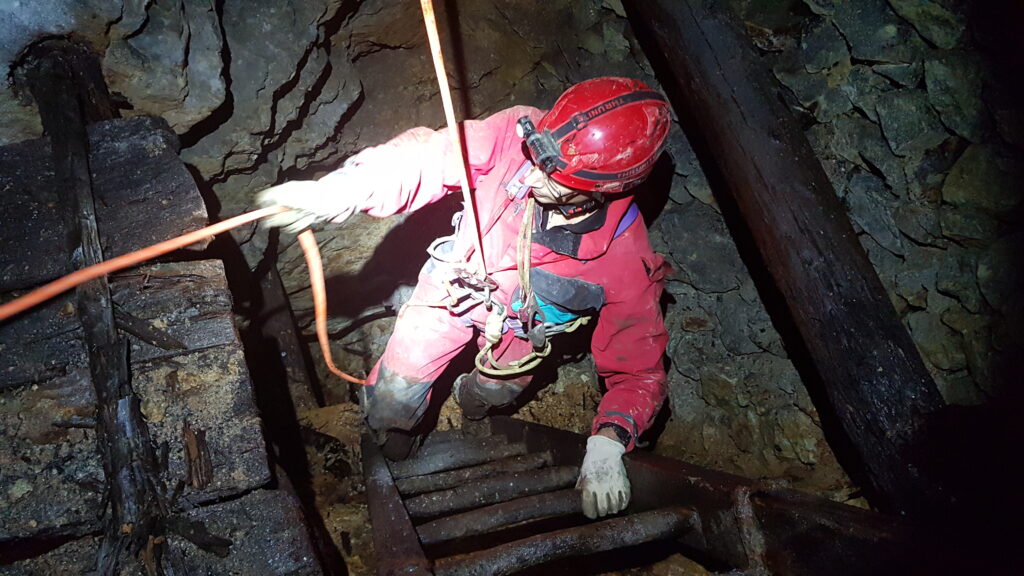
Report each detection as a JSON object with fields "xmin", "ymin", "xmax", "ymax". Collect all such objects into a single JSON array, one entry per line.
[
  {"xmin": 298, "ymin": 230, "xmax": 367, "ymax": 385},
  {"xmin": 0, "ymin": 206, "xmax": 367, "ymax": 386},
  {"xmin": 419, "ymin": 0, "xmax": 487, "ymax": 275},
  {"xmin": 1, "ymin": 3, "xmax": 468, "ymax": 389},
  {"xmin": 0, "ymin": 206, "xmax": 284, "ymax": 321}
]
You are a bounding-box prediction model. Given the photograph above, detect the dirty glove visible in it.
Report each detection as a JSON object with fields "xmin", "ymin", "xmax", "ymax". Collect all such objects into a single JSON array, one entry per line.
[
  {"xmin": 257, "ymin": 172, "xmax": 366, "ymax": 233},
  {"xmin": 576, "ymin": 434, "xmax": 630, "ymax": 519}
]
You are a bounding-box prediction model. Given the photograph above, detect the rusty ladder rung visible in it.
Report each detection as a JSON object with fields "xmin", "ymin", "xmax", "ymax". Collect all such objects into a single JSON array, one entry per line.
[
  {"xmin": 416, "ymin": 488, "xmax": 582, "ymax": 545},
  {"xmin": 365, "ymin": 417, "xmax": 928, "ymax": 576},
  {"xmin": 405, "ymin": 465, "xmax": 579, "ymax": 519},
  {"xmin": 414, "ymin": 432, "xmax": 504, "ymax": 460},
  {"xmin": 389, "ymin": 437, "xmax": 528, "ymax": 480},
  {"xmin": 431, "ymin": 506, "xmax": 696, "ymax": 576},
  {"xmin": 396, "ymin": 451, "xmax": 554, "ymax": 496}
]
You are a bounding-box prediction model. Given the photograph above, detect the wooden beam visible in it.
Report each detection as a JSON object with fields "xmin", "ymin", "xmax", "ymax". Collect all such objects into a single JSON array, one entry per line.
[
  {"xmin": 18, "ymin": 39, "xmax": 164, "ymax": 574},
  {"xmin": 0, "ymin": 116, "xmax": 209, "ymax": 293},
  {"xmin": 625, "ymin": 0, "xmax": 947, "ymax": 516},
  {"xmin": 0, "ymin": 262, "xmax": 272, "ymax": 544},
  {"xmin": 361, "ymin": 435, "xmax": 432, "ymax": 576},
  {"xmin": 0, "ymin": 262, "xmax": 239, "ymax": 391}
]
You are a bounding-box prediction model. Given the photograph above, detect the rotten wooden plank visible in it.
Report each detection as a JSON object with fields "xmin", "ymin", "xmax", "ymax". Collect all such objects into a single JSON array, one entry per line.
[
  {"xmin": 0, "ymin": 115, "xmax": 208, "ymax": 293},
  {"xmin": 18, "ymin": 39, "xmax": 164, "ymax": 574},
  {"xmin": 2, "ymin": 489, "xmax": 322, "ymax": 575},
  {"xmin": 0, "ymin": 261, "xmax": 238, "ymax": 391},
  {"xmin": 0, "ymin": 368, "xmax": 104, "ymax": 543},
  {"xmin": 0, "ymin": 263, "xmax": 269, "ymax": 543},
  {"xmin": 0, "ymin": 340, "xmax": 270, "ymax": 543}
]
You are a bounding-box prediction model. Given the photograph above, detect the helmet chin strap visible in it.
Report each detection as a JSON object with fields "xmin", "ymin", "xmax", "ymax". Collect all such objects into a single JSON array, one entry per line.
[
  {"xmin": 556, "ymin": 191, "xmax": 604, "ymax": 218},
  {"xmin": 531, "ymin": 166, "xmax": 604, "ymax": 219}
]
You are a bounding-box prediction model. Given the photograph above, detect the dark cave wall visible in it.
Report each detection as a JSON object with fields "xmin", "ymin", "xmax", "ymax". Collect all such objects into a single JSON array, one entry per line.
[{"xmin": 1, "ymin": 0, "xmax": 1020, "ymax": 505}]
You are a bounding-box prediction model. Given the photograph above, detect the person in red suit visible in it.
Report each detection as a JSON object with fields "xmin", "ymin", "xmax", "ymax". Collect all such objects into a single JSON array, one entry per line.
[{"xmin": 261, "ymin": 77, "xmax": 672, "ymax": 519}]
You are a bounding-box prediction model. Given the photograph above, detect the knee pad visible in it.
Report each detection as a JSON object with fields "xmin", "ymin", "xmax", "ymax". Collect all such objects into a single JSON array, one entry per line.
[{"xmin": 364, "ymin": 365, "xmax": 432, "ymax": 436}]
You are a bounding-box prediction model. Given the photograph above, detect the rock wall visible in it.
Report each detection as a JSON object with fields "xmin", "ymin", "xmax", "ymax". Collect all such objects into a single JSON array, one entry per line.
[
  {"xmin": 762, "ymin": 0, "xmax": 1022, "ymax": 406},
  {"xmin": 1, "ymin": 0, "xmax": 1020, "ymax": 508}
]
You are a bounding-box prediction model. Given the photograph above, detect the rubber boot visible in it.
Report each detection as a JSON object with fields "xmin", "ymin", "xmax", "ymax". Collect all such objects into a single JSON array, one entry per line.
[
  {"xmin": 380, "ymin": 429, "xmax": 423, "ymax": 461},
  {"xmin": 452, "ymin": 372, "xmax": 491, "ymax": 421}
]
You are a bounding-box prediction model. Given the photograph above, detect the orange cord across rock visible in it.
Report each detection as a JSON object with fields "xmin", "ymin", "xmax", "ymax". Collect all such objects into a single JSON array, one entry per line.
[
  {"xmin": 1, "ymin": 1, "xmax": 468, "ymax": 390},
  {"xmin": 297, "ymin": 229, "xmax": 367, "ymax": 385},
  {"xmin": 0, "ymin": 206, "xmax": 368, "ymax": 386}
]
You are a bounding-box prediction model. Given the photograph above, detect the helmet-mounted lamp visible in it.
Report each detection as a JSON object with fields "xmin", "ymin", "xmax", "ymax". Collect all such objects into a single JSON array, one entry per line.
[{"xmin": 516, "ymin": 117, "xmax": 560, "ymax": 175}]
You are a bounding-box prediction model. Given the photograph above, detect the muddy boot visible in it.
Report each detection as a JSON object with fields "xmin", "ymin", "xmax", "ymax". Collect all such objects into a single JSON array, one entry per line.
[
  {"xmin": 453, "ymin": 373, "xmax": 498, "ymax": 438},
  {"xmin": 462, "ymin": 418, "xmax": 492, "ymax": 438},
  {"xmin": 380, "ymin": 429, "xmax": 423, "ymax": 461},
  {"xmin": 453, "ymin": 373, "xmax": 490, "ymax": 421}
]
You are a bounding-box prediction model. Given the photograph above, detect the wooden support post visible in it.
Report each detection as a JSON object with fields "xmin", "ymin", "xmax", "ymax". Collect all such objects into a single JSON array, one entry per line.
[
  {"xmin": 17, "ymin": 40, "xmax": 165, "ymax": 574},
  {"xmin": 361, "ymin": 435, "xmax": 432, "ymax": 576},
  {"xmin": 625, "ymin": 0, "xmax": 947, "ymax": 516}
]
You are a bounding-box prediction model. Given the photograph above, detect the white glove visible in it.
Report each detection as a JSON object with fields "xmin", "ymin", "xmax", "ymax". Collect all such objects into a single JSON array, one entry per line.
[
  {"xmin": 576, "ymin": 434, "xmax": 630, "ymax": 519},
  {"xmin": 257, "ymin": 173, "xmax": 366, "ymax": 233}
]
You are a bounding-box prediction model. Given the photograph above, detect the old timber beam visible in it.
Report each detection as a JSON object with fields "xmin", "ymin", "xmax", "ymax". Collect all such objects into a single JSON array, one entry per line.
[
  {"xmin": 16, "ymin": 40, "xmax": 165, "ymax": 573},
  {"xmin": 432, "ymin": 507, "xmax": 696, "ymax": 576},
  {"xmin": 625, "ymin": 0, "xmax": 947, "ymax": 516},
  {"xmin": 361, "ymin": 435, "xmax": 432, "ymax": 576}
]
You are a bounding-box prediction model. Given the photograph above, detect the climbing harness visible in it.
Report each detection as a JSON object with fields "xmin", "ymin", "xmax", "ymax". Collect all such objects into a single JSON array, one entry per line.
[
  {"xmin": 474, "ymin": 197, "xmax": 641, "ymax": 377},
  {"xmin": 472, "ymin": 194, "xmax": 549, "ymax": 377},
  {"xmin": 474, "ymin": 193, "xmax": 591, "ymax": 378}
]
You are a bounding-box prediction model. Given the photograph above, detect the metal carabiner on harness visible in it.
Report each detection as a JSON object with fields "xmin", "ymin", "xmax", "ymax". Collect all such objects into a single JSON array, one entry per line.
[
  {"xmin": 526, "ymin": 323, "xmax": 547, "ymax": 352},
  {"xmin": 515, "ymin": 289, "xmax": 549, "ymax": 353},
  {"xmin": 483, "ymin": 302, "xmax": 507, "ymax": 344},
  {"xmin": 425, "ymin": 232, "xmax": 501, "ymax": 315}
]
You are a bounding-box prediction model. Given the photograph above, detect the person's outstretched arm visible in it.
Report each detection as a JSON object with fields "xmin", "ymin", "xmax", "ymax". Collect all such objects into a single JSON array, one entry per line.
[{"xmin": 259, "ymin": 106, "xmax": 540, "ymax": 232}]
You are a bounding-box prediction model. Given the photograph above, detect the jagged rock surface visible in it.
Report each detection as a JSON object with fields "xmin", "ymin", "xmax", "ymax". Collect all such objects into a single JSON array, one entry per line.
[
  {"xmin": 103, "ymin": 0, "xmax": 227, "ymax": 134},
  {"xmin": 772, "ymin": 0, "xmax": 1023, "ymax": 407}
]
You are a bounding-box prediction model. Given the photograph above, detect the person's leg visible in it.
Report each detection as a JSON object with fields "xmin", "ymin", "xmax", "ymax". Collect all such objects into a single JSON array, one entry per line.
[
  {"xmin": 365, "ymin": 297, "xmax": 473, "ymax": 459},
  {"xmin": 454, "ymin": 330, "xmax": 538, "ymax": 420}
]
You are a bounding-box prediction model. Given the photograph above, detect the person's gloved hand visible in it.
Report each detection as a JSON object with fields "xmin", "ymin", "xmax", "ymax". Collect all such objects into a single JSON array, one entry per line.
[
  {"xmin": 257, "ymin": 175, "xmax": 364, "ymax": 233},
  {"xmin": 576, "ymin": 434, "xmax": 630, "ymax": 519}
]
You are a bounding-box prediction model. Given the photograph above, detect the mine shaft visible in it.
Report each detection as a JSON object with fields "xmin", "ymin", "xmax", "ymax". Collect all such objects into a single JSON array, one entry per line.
[{"xmin": 0, "ymin": 0, "xmax": 1021, "ymax": 575}]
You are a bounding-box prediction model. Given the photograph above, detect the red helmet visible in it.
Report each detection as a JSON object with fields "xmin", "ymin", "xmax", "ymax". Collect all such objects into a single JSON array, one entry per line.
[{"xmin": 518, "ymin": 77, "xmax": 671, "ymax": 193}]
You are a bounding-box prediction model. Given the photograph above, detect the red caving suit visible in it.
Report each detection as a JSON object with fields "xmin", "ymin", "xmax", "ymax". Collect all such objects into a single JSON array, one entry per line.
[{"xmin": 348, "ymin": 106, "xmax": 669, "ymax": 451}]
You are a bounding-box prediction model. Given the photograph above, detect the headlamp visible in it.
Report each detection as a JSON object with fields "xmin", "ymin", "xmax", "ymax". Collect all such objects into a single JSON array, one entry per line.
[{"xmin": 516, "ymin": 117, "xmax": 560, "ymax": 175}]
